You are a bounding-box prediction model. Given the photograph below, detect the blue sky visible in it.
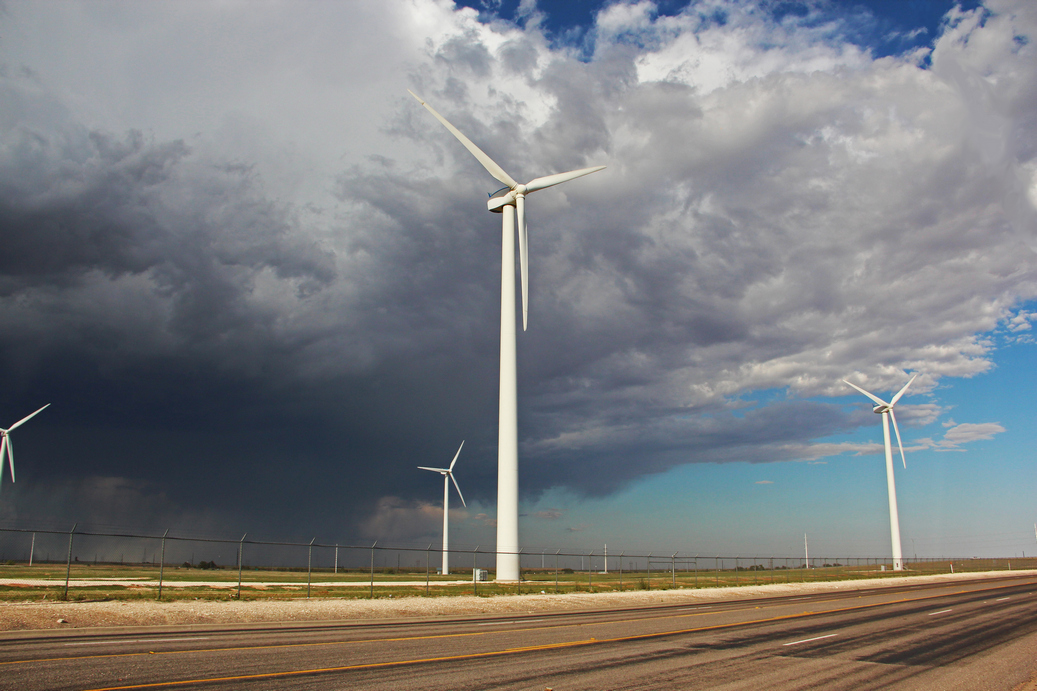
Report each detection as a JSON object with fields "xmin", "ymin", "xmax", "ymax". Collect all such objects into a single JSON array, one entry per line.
[{"xmin": 0, "ymin": 0, "xmax": 1034, "ymax": 561}]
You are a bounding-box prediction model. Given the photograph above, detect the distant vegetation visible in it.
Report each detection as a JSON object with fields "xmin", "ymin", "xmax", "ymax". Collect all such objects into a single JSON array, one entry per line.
[{"xmin": 0, "ymin": 558, "xmax": 1029, "ymax": 602}]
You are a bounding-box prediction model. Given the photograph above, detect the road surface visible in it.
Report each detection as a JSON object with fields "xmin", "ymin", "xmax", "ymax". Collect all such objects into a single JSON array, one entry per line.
[{"xmin": 1, "ymin": 574, "xmax": 1035, "ymax": 690}]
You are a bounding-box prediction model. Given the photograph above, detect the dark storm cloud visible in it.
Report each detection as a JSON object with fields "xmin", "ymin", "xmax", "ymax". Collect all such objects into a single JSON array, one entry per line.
[{"xmin": 0, "ymin": 0, "xmax": 1032, "ymax": 544}]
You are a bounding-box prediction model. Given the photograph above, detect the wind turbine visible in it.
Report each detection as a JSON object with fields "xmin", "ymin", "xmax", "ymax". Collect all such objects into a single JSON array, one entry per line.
[
  {"xmin": 843, "ymin": 375, "xmax": 916, "ymax": 571},
  {"xmin": 409, "ymin": 91, "xmax": 605, "ymax": 581},
  {"xmin": 0, "ymin": 404, "xmax": 49, "ymax": 489},
  {"xmin": 418, "ymin": 441, "xmax": 466, "ymax": 576}
]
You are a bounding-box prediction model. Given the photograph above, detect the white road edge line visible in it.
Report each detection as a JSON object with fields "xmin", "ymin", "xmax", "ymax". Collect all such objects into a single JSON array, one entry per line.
[
  {"xmin": 66, "ymin": 637, "xmax": 212, "ymax": 646},
  {"xmin": 928, "ymin": 609, "xmax": 953, "ymax": 616},
  {"xmin": 783, "ymin": 634, "xmax": 836, "ymax": 646}
]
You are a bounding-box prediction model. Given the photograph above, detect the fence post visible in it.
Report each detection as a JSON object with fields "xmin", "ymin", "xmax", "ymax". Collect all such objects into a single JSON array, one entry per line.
[
  {"xmin": 334, "ymin": 544, "xmax": 339, "ymax": 575},
  {"xmin": 672, "ymin": 552, "xmax": 677, "ymax": 588},
  {"xmin": 694, "ymin": 554, "xmax": 699, "ymax": 587},
  {"xmin": 63, "ymin": 523, "xmax": 77, "ymax": 601},
  {"xmin": 158, "ymin": 529, "xmax": 170, "ymax": 601},
  {"xmin": 473, "ymin": 547, "xmax": 479, "ymax": 596},
  {"xmin": 307, "ymin": 538, "xmax": 315, "ymax": 599},
  {"xmin": 588, "ymin": 551, "xmax": 593, "ymax": 589},
  {"xmin": 369, "ymin": 541, "xmax": 377, "ymax": 598},
  {"xmin": 647, "ymin": 553, "xmax": 652, "ymax": 590},
  {"xmin": 29, "ymin": 532, "xmax": 35, "ymax": 566},
  {"xmin": 237, "ymin": 533, "xmax": 247, "ymax": 600},
  {"xmin": 555, "ymin": 550, "xmax": 560, "ymax": 593},
  {"xmin": 619, "ymin": 552, "xmax": 624, "ymax": 591},
  {"xmin": 425, "ymin": 544, "xmax": 432, "ymax": 595},
  {"xmin": 715, "ymin": 555, "xmax": 719, "ymax": 586}
]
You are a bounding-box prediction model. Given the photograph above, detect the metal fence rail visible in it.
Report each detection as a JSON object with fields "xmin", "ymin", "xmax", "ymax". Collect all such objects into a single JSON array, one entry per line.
[{"xmin": 0, "ymin": 526, "xmax": 1031, "ymax": 601}]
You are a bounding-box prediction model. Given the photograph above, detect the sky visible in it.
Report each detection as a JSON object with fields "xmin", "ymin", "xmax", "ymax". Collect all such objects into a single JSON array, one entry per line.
[{"xmin": 0, "ymin": 0, "xmax": 1034, "ymax": 561}]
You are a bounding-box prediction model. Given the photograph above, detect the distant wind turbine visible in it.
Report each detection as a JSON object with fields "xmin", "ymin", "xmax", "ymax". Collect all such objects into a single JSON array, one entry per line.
[
  {"xmin": 409, "ymin": 91, "xmax": 605, "ymax": 581},
  {"xmin": 418, "ymin": 441, "xmax": 466, "ymax": 576},
  {"xmin": 843, "ymin": 375, "xmax": 917, "ymax": 571},
  {"xmin": 0, "ymin": 404, "xmax": 49, "ymax": 489}
]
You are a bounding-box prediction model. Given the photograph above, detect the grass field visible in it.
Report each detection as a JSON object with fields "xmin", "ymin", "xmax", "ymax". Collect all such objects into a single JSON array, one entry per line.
[{"xmin": 0, "ymin": 557, "xmax": 1032, "ymax": 602}]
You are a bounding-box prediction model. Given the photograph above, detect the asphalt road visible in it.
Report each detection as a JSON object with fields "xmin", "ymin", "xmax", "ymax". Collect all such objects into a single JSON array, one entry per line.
[{"xmin": 3, "ymin": 574, "xmax": 1035, "ymax": 690}]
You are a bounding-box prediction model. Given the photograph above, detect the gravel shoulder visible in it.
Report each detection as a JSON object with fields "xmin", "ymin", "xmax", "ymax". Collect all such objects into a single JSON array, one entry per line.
[{"xmin": 1, "ymin": 569, "xmax": 1033, "ymax": 635}]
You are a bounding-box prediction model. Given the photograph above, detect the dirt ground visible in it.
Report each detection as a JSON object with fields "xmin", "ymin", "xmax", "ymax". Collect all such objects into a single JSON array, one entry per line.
[{"xmin": 1, "ymin": 569, "xmax": 1033, "ymax": 633}]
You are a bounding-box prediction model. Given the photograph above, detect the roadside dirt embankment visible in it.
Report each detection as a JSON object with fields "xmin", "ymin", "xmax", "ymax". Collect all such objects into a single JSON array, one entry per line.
[{"xmin": 1, "ymin": 569, "xmax": 1033, "ymax": 633}]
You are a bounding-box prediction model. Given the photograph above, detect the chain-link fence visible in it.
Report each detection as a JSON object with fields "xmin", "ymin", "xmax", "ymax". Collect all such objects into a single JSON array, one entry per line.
[{"xmin": 0, "ymin": 526, "xmax": 1031, "ymax": 601}]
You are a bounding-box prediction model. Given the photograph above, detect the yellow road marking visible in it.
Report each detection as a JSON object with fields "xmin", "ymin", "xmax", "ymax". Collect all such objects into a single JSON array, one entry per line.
[{"xmin": 77, "ymin": 578, "xmax": 1037, "ymax": 691}]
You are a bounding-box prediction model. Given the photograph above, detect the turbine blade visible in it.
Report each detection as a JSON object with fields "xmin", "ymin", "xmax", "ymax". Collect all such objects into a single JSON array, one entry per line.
[
  {"xmin": 449, "ymin": 440, "xmax": 464, "ymax": 471},
  {"xmin": 407, "ymin": 91, "xmax": 518, "ymax": 188},
  {"xmin": 524, "ymin": 165, "xmax": 606, "ymax": 193},
  {"xmin": 889, "ymin": 374, "xmax": 917, "ymax": 407},
  {"xmin": 842, "ymin": 380, "xmax": 888, "ymax": 407},
  {"xmin": 517, "ymin": 195, "xmax": 528, "ymax": 331},
  {"xmin": 7, "ymin": 404, "xmax": 49, "ymax": 432},
  {"xmin": 889, "ymin": 409, "xmax": 907, "ymax": 469},
  {"xmin": 4, "ymin": 434, "xmax": 12, "ymax": 483},
  {"xmin": 0, "ymin": 436, "xmax": 5, "ymax": 487},
  {"xmin": 450, "ymin": 472, "xmax": 466, "ymax": 508},
  {"xmin": 418, "ymin": 466, "xmax": 449, "ymax": 473}
]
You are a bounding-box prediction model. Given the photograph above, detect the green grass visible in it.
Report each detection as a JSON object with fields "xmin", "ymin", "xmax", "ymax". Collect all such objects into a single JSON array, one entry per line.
[{"xmin": 0, "ymin": 558, "xmax": 1031, "ymax": 602}]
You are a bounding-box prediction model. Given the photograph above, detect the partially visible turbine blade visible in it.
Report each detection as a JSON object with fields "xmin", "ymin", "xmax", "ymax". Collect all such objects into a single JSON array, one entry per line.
[
  {"xmin": 889, "ymin": 408, "xmax": 907, "ymax": 469},
  {"xmin": 418, "ymin": 466, "xmax": 449, "ymax": 473},
  {"xmin": 450, "ymin": 472, "xmax": 467, "ymax": 508},
  {"xmin": 517, "ymin": 195, "xmax": 528, "ymax": 331},
  {"xmin": 7, "ymin": 404, "xmax": 49, "ymax": 433},
  {"xmin": 842, "ymin": 380, "xmax": 888, "ymax": 408},
  {"xmin": 449, "ymin": 440, "xmax": 464, "ymax": 471},
  {"xmin": 889, "ymin": 374, "xmax": 917, "ymax": 406},
  {"xmin": 407, "ymin": 91, "xmax": 518, "ymax": 189},
  {"xmin": 524, "ymin": 165, "xmax": 606, "ymax": 193},
  {"xmin": 4, "ymin": 434, "xmax": 12, "ymax": 483},
  {"xmin": 0, "ymin": 436, "xmax": 5, "ymax": 487}
]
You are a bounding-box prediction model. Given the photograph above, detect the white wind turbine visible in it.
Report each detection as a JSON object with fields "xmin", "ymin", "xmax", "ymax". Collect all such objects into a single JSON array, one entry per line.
[
  {"xmin": 0, "ymin": 404, "xmax": 50, "ymax": 489},
  {"xmin": 410, "ymin": 91, "xmax": 605, "ymax": 581},
  {"xmin": 843, "ymin": 375, "xmax": 916, "ymax": 571},
  {"xmin": 418, "ymin": 441, "xmax": 466, "ymax": 576}
]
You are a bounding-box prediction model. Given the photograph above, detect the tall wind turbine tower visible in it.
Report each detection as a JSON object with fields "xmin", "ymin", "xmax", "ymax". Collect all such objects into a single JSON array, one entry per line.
[
  {"xmin": 410, "ymin": 91, "xmax": 605, "ymax": 581},
  {"xmin": 843, "ymin": 375, "xmax": 916, "ymax": 571},
  {"xmin": 418, "ymin": 441, "xmax": 466, "ymax": 575}
]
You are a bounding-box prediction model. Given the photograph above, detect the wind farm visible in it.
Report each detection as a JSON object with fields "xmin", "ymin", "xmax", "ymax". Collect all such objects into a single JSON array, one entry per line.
[{"xmin": 0, "ymin": 0, "xmax": 1034, "ymax": 615}]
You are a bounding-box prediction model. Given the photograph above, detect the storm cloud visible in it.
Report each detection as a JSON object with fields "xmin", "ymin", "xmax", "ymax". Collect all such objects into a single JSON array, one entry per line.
[{"xmin": 0, "ymin": 0, "xmax": 1032, "ymax": 544}]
